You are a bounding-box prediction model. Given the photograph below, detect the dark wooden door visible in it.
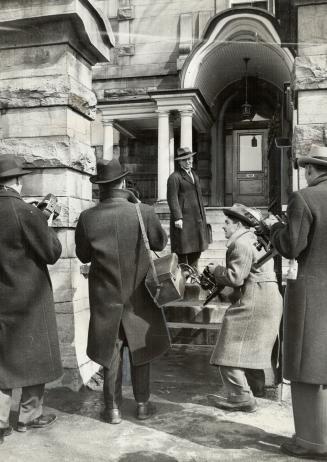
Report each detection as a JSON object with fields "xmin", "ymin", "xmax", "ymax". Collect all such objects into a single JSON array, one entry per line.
[{"xmin": 232, "ymin": 129, "xmax": 268, "ymax": 206}]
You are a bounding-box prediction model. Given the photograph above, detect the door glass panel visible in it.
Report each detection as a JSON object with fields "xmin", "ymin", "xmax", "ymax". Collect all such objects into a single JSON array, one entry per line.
[{"xmin": 239, "ymin": 134, "xmax": 263, "ymax": 171}]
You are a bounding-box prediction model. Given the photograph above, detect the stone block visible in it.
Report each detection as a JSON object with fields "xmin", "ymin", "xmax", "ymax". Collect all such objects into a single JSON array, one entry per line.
[
  {"xmin": 0, "ymin": 136, "xmax": 96, "ymax": 174},
  {"xmin": 0, "ymin": 0, "xmax": 113, "ymax": 64},
  {"xmin": 293, "ymin": 124, "xmax": 326, "ymax": 158},
  {"xmin": 56, "ymin": 229, "xmax": 78, "ymax": 259},
  {"xmin": 293, "ymin": 56, "xmax": 327, "ymax": 91},
  {"xmin": 117, "ymin": 7, "xmax": 134, "ymax": 20},
  {"xmin": 55, "ymin": 298, "xmax": 90, "ymax": 315},
  {"xmin": 49, "ymin": 257, "xmax": 89, "ymax": 303},
  {"xmin": 117, "ymin": 44, "xmax": 135, "ymax": 56},
  {"xmin": 297, "ymin": 4, "xmax": 327, "ymax": 57},
  {"xmin": 297, "ymin": 90, "xmax": 327, "ymax": 124},
  {"xmin": 22, "ymin": 169, "xmax": 93, "ymax": 200},
  {"xmin": 2, "ymin": 107, "xmax": 91, "ymax": 144}
]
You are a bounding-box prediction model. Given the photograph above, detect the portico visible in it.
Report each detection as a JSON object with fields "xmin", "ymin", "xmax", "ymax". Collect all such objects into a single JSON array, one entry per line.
[{"xmin": 98, "ymin": 90, "xmax": 213, "ymax": 202}]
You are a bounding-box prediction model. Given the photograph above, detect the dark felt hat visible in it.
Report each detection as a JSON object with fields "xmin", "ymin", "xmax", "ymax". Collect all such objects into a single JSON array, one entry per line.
[
  {"xmin": 0, "ymin": 155, "xmax": 31, "ymax": 180},
  {"xmin": 297, "ymin": 144, "xmax": 327, "ymax": 168},
  {"xmin": 175, "ymin": 147, "xmax": 197, "ymax": 161},
  {"xmin": 90, "ymin": 159, "xmax": 129, "ymax": 184},
  {"xmin": 223, "ymin": 203, "xmax": 263, "ymax": 227}
]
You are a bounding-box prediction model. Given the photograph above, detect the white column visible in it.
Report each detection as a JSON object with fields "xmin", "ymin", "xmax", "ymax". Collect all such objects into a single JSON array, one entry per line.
[
  {"xmin": 103, "ymin": 120, "xmax": 114, "ymax": 160},
  {"xmin": 180, "ymin": 109, "xmax": 193, "ymax": 150},
  {"xmin": 157, "ymin": 111, "xmax": 170, "ymax": 201},
  {"xmin": 169, "ymin": 118, "xmax": 175, "ymax": 174}
]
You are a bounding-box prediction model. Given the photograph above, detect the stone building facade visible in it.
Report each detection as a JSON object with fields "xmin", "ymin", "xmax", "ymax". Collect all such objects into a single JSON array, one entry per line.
[{"xmin": 0, "ymin": 0, "xmax": 326, "ymax": 388}]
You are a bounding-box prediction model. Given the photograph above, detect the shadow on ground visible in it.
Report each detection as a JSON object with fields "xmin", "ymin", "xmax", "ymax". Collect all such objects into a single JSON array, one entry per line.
[{"xmin": 44, "ymin": 387, "xmax": 286, "ymax": 457}]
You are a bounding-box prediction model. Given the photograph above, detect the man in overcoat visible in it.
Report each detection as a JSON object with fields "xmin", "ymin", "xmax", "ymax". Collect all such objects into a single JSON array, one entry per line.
[
  {"xmin": 268, "ymin": 145, "xmax": 327, "ymax": 459},
  {"xmin": 207, "ymin": 204, "xmax": 282, "ymax": 413},
  {"xmin": 0, "ymin": 155, "xmax": 62, "ymax": 443},
  {"xmin": 75, "ymin": 159, "xmax": 170, "ymax": 424},
  {"xmin": 167, "ymin": 147, "xmax": 209, "ymax": 269}
]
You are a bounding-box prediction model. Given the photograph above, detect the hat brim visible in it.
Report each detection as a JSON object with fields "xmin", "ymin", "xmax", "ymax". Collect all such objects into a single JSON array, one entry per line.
[
  {"xmin": 90, "ymin": 170, "xmax": 129, "ymax": 184},
  {"xmin": 223, "ymin": 208, "xmax": 254, "ymax": 227},
  {"xmin": 297, "ymin": 156, "xmax": 327, "ymax": 167},
  {"xmin": 175, "ymin": 152, "xmax": 197, "ymax": 161},
  {"xmin": 0, "ymin": 168, "xmax": 32, "ymax": 179}
]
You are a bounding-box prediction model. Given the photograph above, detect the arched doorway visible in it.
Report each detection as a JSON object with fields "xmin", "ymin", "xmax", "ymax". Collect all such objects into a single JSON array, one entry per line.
[{"xmin": 181, "ymin": 8, "xmax": 294, "ymax": 208}]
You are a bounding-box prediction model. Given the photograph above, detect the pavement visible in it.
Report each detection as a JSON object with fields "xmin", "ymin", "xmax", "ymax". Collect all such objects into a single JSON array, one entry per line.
[{"xmin": 1, "ymin": 345, "xmax": 316, "ymax": 462}]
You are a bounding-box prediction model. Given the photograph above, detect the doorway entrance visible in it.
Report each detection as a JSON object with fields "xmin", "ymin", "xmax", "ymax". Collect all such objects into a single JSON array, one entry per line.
[{"xmin": 225, "ymin": 128, "xmax": 268, "ymax": 207}]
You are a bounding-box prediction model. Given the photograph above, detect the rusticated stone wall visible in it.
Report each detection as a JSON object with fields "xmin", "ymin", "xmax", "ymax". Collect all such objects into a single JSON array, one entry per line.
[
  {"xmin": 293, "ymin": 2, "xmax": 327, "ymax": 188},
  {"xmin": 0, "ymin": 0, "xmax": 113, "ymax": 390}
]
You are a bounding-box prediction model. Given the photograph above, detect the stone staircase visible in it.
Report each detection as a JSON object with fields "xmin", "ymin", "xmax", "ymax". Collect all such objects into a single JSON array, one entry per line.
[{"xmin": 155, "ymin": 206, "xmax": 229, "ymax": 347}]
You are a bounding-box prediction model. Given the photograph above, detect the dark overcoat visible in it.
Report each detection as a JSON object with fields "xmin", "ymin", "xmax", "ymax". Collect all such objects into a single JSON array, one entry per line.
[
  {"xmin": 75, "ymin": 189, "xmax": 171, "ymax": 369},
  {"xmin": 167, "ymin": 168, "xmax": 209, "ymax": 255},
  {"xmin": 271, "ymin": 174, "xmax": 327, "ymax": 384},
  {"xmin": 210, "ymin": 229, "xmax": 283, "ymax": 369},
  {"xmin": 0, "ymin": 188, "xmax": 62, "ymax": 389}
]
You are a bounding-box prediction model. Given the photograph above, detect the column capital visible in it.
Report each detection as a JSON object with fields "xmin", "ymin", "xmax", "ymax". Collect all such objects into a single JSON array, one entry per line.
[
  {"xmin": 102, "ymin": 118, "xmax": 114, "ymax": 126},
  {"xmin": 179, "ymin": 108, "xmax": 194, "ymax": 117},
  {"xmin": 156, "ymin": 110, "xmax": 170, "ymax": 118}
]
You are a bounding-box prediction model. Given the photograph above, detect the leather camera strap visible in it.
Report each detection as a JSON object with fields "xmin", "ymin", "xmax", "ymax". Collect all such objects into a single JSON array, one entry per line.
[{"xmin": 135, "ymin": 203, "xmax": 161, "ymax": 302}]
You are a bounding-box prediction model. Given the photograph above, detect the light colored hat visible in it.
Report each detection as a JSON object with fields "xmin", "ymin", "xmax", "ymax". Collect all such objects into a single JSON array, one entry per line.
[
  {"xmin": 175, "ymin": 147, "xmax": 197, "ymax": 161},
  {"xmin": 223, "ymin": 203, "xmax": 263, "ymax": 227},
  {"xmin": 297, "ymin": 144, "xmax": 327, "ymax": 167}
]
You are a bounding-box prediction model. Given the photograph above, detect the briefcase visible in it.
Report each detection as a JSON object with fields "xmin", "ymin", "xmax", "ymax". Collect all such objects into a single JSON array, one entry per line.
[{"xmin": 145, "ymin": 253, "xmax": 186, "ymax": 306}]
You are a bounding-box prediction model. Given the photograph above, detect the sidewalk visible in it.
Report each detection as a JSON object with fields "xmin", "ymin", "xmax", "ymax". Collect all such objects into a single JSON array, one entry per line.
[{"xmin": 2, "ymin": 346, "xmax": 306, "ymax": 462}]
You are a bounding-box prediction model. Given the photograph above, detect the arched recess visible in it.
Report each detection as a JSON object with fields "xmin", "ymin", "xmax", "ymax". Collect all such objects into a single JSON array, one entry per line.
[{"xmin": 181, "ymin": 9, "xmax": 294, "ymax": 206}]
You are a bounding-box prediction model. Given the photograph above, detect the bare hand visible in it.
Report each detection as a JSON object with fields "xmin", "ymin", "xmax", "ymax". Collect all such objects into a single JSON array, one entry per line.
[
  {"xmin": 261, "ymin": 213, "xmax": 279, "ymax": 229},
  {"xmin": 174, "ymin": 219, "xmax": 183, "ymax": 229}
]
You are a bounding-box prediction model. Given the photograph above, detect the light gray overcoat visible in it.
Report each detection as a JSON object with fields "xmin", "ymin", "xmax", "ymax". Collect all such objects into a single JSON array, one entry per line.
[
  {"xmin": 271, "ymin": 174, "xmax": 327, "ymax": 384},
  {"xmin": 210, "ymin": 229, "xmax": 283, "ymax": 369}
]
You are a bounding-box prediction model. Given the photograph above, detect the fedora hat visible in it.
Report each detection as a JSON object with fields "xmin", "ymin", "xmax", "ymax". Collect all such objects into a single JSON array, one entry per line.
[
  {"xmin": 0, "ymin": 155, "xmax": 31, "ymax": 180},
  {"xmin": 223, "ymin": 203, "xmax": 263, "ymax": 227},
  {"xmin": 90, "ymin": 159, "xmax": 129, "ymax": 184},
  {"xmin": 175, "ymin": 147, "xmax": 197, "ymax": 161},
  {"xmin": 297, "ymin": 144, "xmax": 327, "ymax": 167}
]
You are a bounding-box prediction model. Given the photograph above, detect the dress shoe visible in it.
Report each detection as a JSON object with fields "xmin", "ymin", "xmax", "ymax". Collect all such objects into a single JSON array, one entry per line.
[
  {"xmin": 100, "ymin": 408, "xmax": 122, "ymax": 425},
  {"xmin": 280, "ymin": 441, "xmax": 327, "ymax": 460},
  {"xmin": 17, "ymin": 414, "xmax": 57, "ymax": 432},
  {"xmin": 136, "ymin": 402, "xmax": 156, "ymax": 420},
  {"xmin": 207, "ymin": 394, "xmax": 257, "ymax": 413},
  {"xmin": 0, "ymin": 426, "xmax": 13, "ymax": 444}
]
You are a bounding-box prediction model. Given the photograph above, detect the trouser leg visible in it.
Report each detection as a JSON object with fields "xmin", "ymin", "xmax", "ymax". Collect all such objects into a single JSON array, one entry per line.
[
  {"xmin": 130, "ymin": 357, "xmax": 150, "ymax": 404},
  {"xmin": 219, "ymin": 366, "xmax": 253, "ymax": 403},
  {"xmin": 245, "ymin": 369, "xmax": 265, "ymax": 396},
  {"xmin": 292, "ymin": 381, "xmax": 327, "ymax": 453},
  {"xmin": 178, "ymin": 252, "xmax": 201, "ymax": 269},
  {"xmin": 18, "ymin": 384, "xmax": 44, "ymax": 424},
  {"xmin": 103, "ymin": 335, "xmax": 124, "ymax": 410},
  {"xmin": 0, "ymin": 390, "xmax": 12, "ymax": 428},
  {"xmin": 186, "ymin": 252, "xmax": 201, "ymax": 269}
]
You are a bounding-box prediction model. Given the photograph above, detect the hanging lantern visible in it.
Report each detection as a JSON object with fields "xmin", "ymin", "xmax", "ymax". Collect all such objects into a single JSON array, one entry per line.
[{"xmin": 241, "ymin": 57, "xmax": 253, "ymax": 121}]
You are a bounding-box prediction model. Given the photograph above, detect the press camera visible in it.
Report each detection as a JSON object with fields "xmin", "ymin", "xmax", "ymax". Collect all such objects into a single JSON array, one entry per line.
[{"xmin": 29, "ymin": 193, "xmax": 61, "ymax": 220}]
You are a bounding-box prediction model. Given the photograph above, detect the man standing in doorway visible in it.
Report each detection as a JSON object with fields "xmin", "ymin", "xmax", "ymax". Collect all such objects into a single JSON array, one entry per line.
[
  {"xmin": 167, "ymin": 147, "xmax": 209, "ymax": 269},
  {"xmin": 267, "ymin": 145, "xmax": 327, "ymax": 459}
]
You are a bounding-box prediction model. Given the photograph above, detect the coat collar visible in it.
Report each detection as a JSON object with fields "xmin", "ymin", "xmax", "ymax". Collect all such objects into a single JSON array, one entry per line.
[
  {"xmin": 179, "ymin": 167, "xmax": 196, "ymax": 185},
  {"xmin": 0, "ymin": 187, "xmax": 22, "ymax": 200},
  {"xmin": 226, "ymin": 228, "xmax": 255, "ymax": 248},
  {"xmin": 308, "ymin": 173, "xmax": 327, "ymax": 188},
  {"xmin": 100, "ymin": 188, "xmax": 138, "ymax": 203}
]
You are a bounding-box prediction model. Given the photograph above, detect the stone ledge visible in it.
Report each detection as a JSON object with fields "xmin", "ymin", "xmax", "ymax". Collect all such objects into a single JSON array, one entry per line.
[
  {"xmin": 0, "ymin": 75, "xmax": 97, "ymax": 120},
  {"xmin": 0, "ymin": 136, "xmax": 96, "ymax": 174}
]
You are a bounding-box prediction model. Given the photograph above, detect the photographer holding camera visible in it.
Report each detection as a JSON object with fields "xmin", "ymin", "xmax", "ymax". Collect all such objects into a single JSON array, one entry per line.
[
  {"xmin": 0, "ymin": 155, "xmax": 62, "ymax": 443},
  {"xmin": 207, "ymin": 204, "xmax": 283, "ymax": 413}
]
